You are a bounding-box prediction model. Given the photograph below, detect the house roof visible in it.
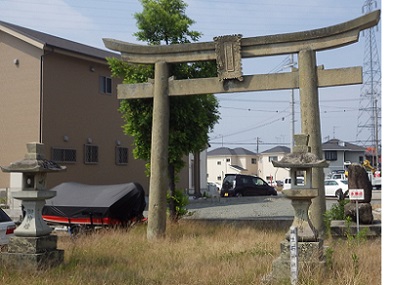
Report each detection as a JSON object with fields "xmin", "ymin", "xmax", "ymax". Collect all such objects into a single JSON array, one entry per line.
[
  {"xmin": 229, "ymin": 165, "xmax": 247, "ymax": 171},
  {"xmin": 0, "ymin": 20, "xmax": 118, "ymax": 60},
  {"xmin": 207, "ymin": 147, "xmax": 256, "ymax": 156},
  {"xmin": 322, "ymin": 139, "xmax": 365, "ymax": 152},
  {"xmin": 261, "ymin": 145, "xmax": 291, "ymax": 154}
]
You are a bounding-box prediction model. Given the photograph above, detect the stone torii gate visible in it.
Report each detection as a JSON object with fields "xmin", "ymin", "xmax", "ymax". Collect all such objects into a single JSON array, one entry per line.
[{"xmin": 103, "ymin": 10, "xmax": 380, "ymax": 240}]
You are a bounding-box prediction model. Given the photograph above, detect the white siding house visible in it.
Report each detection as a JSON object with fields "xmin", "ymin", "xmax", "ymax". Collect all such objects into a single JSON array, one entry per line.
[
  {"xmin": 259, "ymin": 146, "xmax": 291, "ymax": 182},
  {"xmin": 206, "ymin": 139, "xmax": 366, "ymax": 187},
  {"xmin": 207, "ymin": 147, "xmax": 258, "ymax": 184}
]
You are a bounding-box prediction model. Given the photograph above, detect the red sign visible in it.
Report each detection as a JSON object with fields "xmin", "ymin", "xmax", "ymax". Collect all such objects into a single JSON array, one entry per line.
[{"xmin": 349, "ymin": 189, "xmax": 364, "ymax": 200}]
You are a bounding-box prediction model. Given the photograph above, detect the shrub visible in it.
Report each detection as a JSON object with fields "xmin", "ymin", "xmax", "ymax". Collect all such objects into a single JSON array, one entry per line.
[{"xmin": 167, "ymin": 189, "xmax": 191, "ymax": 219}]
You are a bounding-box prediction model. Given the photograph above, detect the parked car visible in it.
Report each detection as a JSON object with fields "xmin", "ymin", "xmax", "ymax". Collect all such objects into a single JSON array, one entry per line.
[
  {"xmin": 324, "ymin": 179, "xmax": 348, "ymax": 198},
  {"xmin": 329, "ymin": 173, "xmax": 347, "ymax": 180},
  {"xmin": 0, "ymin": 208, "xmax": 16, "ymax": 246},
  {"xmin": 283, "ymin": 177, "xmax": 305, "ymax": 190},
  {"xmin": 220, "ymin": 174, "xmax": 277, "ymax": 197}
]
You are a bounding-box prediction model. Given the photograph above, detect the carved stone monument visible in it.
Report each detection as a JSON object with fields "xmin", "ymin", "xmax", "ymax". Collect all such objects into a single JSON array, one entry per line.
[
  {"xmin": 0, "ymin": 142, "xmax": 65, "ymax": 270},
  {"xmin": 330, "ymin": 162, "xmax": 381, "ymax": 237},
  {"xmin": 345, "ymin": 163, "xmax": 374, "ymax": 223}
]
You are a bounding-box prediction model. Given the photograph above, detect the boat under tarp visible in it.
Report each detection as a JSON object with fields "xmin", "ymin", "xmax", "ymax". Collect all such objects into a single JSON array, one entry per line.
[{"xmin": 42, "ymin": 182, "xmax": 146, "ymax": 227}]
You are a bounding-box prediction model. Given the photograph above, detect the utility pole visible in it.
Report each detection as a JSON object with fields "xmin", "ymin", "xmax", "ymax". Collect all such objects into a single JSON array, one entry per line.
[
  {"xmin": 289, "ymin": 54, "xmax": 297, "ymax": 150},
  {"xmin": 280, "ymin": 54, "xmax": 297, "ymax": 150},
  {"xmin": 256, "ymin": 137, "xmax": 261, "ymax": 154}
]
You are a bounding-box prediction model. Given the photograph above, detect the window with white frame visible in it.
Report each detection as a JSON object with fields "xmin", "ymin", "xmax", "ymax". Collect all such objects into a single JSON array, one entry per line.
[
  {"xmin": 217, "ymin": 161, "xmax": 221, "ymax": 165},
  {"xmin": 269, "ymin": 156, "xmax": 278, "ymax": 162},
  {"xmin": 251, "ymin": 158, "xmax": 257, "ymax": 164}
]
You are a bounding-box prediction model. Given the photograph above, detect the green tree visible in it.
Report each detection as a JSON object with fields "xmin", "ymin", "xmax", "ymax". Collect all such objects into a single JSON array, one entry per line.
[{"xmin": 108, "ymin": 0, "xmax": 220, "ymax": 220}]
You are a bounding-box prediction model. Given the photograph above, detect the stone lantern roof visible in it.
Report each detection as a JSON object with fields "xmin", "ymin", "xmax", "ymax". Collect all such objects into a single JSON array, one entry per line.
[
  {"xmin": 272, "ymin": 152, "xmax": 328, "ymax": 169},
  {"xmin": 272, "ymin": 134, "xmax": 328, "ymax": 169},
  {"xmin": 1, "ymin": 142, "xmax": 66, "ymax": 173}
]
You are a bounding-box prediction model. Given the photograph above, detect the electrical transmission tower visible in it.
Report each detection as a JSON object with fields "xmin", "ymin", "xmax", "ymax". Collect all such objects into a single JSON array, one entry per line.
[{"xmin": 356, "ymin": 0, "xmax": 381, "ymax": 167}]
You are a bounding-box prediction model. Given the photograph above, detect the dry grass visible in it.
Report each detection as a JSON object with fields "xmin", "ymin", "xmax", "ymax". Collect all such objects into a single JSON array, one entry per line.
[{"xmin": 0, "ymin": 221, "xmax": 381, "ymax": 285}]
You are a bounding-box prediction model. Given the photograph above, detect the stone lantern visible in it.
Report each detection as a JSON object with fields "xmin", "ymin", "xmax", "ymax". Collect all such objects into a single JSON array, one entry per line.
[
  {"xmin": 0, "ymin": 142, "xmax": 66, "ymax": 270},
  {"xmin": 273, "ymin": 134, "xmax": 328, "ymax": 241},
  {"xmin": 266, "ymin": 134, "xmax": 328, "ymax": 282}
]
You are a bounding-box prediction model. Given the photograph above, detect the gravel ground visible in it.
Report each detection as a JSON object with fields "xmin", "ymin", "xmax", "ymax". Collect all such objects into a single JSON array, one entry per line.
[
  {"xmin": 181, "ymin": 191, "xmax": 382, "ymax": 221},
  {"xmin": 186, "ymin": 195, "xmax": 293, "ymax": 220}
]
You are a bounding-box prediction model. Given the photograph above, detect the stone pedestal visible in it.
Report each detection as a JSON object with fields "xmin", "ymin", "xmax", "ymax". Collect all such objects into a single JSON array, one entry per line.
[
  {"xmin": 265, "ymin": 189, "xmax": 325, "ymax": 283},
  {"xmin": 283, "ymin": 189, "xmax": 318, "ymax": 241},
  {"xmin": 265, "ymin": 240, "xmax": 325, "ymax": 284},
  {"xmin": 13, "ymin": 190, "xmax": 56, "ymax": 236},
  {"xmin": 330, "ymin": 220, "xmax": 381, "ymax": 238},
  {"xmin": 1, "ymin": 235, "xmax": 64, "ymax": 271}
]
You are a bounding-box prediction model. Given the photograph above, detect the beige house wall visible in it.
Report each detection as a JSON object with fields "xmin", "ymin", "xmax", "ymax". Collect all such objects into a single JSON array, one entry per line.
[
  {"xmin": 1, "ymin": 30, "xmax": 189, "ymax": 194},
  {"xmin": 237, "ymin": 156, "xmax": 258, "ymax": 176},
  {"xmin": 0, "ymin": 32, "xmax": 42, "ymax": 187},
  {"xmin": 40, "ymin": 51, "xmax": 148, "ymax": 189}
]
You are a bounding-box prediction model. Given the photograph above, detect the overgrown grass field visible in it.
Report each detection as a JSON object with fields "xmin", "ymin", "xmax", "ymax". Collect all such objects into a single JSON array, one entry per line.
[{"xmin": 0, "ymin": 221, "xmax": 381, "ymax": 285}]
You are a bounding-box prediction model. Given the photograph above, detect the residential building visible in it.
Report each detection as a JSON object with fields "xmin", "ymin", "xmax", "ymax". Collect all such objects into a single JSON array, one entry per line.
[
  {"xmin": 322, "ymin": 138, "xmax": 365, "ymax": 175},
  {"xmin": 0, "ymin": 21, "xmax": 189, "ymax": 197},
  {"xmin": 259, "ymin": 146, "xmax": 290, "ymax": 182},
  {"xmin": 207, "ymin": 139, "xmax": 367, "ymax": 184},
  {"xmin": 207, "ymin": 147, "xmax": 258, "ymax": 184}
]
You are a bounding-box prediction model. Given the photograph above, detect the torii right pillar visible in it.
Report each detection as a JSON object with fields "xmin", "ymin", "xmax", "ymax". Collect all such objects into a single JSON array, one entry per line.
[{"xmin": 298, "ymin": 49, "xmax": 326, "ymax": 236}]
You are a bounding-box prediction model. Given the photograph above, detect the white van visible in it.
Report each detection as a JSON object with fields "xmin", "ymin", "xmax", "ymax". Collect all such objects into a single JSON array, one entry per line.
[
  {"xmin": 330, "ymin": 173, "xmax": 347, "ymax": 180},
  {"xmin": 283, "ymin": 177, "xmax": 305, "ymax": 190}
]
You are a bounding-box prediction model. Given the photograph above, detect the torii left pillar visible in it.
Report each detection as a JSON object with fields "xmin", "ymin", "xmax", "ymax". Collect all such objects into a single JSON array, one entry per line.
[{"xmin": 147, "ymin": 61, "xmax": 170, "ymax": 240}]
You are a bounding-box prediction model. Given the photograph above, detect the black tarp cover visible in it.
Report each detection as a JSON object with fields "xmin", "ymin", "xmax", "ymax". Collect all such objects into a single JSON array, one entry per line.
[{"xmin": 42, "ymin": 182, "xmax": 146, "ymax": 226}]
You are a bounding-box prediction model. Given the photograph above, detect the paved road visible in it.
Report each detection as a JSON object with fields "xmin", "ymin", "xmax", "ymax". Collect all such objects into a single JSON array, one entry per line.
[{"xmin": 183, "ymin": 190, "xmax": 381, "ymax": 220}]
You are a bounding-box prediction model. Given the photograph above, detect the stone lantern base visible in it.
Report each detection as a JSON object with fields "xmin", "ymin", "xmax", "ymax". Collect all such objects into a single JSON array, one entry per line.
[
  {"xmin": 1, "ymin": 235, "xmax": 64, "ymax": 271},
  {"xmin": 264, "ymin": 188, "xmax": 327, "ymax": 283},
  {"xmin": 264, "ymin": 240, "xmax": 325, "ymax": 284}
]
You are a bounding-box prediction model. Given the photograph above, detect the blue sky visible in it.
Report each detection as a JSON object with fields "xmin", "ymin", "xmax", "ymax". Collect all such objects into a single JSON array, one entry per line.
[{"xmin": 0, "ymin": 0, "xmax": 386, "ymax": 152}]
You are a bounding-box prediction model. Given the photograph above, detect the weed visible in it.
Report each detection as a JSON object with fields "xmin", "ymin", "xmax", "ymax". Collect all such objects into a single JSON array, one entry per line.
[
  {"xmin": 1, "ymin": 221, "xmax": 380, "ymax": 285},
  {"xmin": 167, "ymin": 188, "xmax": 192, "ymax": 219}
]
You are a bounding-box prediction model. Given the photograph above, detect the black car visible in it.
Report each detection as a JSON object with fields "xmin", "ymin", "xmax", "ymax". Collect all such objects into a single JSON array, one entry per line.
[{"xmin": 220, "ymin": 174, "xmax": 277, "ymax": 197}]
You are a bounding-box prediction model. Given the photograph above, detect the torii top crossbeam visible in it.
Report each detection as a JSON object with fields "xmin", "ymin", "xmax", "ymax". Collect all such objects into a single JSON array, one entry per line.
[
  {"xmin": 103, "ymin": 10, "xmax": 380, "ymax": 99},
  {"xmin": 103, "ymin": 10, "xmax": 379, "ymax": 64}
]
